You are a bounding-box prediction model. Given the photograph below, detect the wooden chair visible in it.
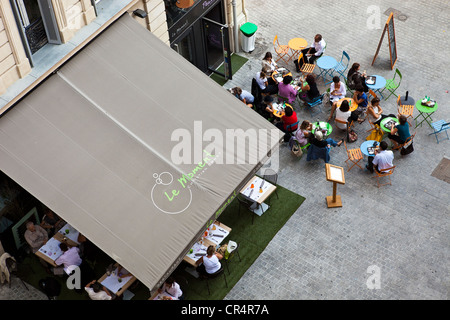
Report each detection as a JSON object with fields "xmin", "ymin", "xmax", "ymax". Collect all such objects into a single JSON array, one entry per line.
[
  {"xmin": 367, "ymin": 89, "xmax": 378, "ymax": 100},
  {"xmin": 372, "ymin": 166, "xmax": 395, "ymax": 188},
  {"xmin": 344, "ymin": 140, "xmax": 363, "ymax": 171},
  {"xmin": 334, "ymin": 118, "xmax": 354, "ymax": 135},
  {"xmin": 273, "ymin": 35, "xmax": 290, "ymax": 64},
  {"xmin": 392, "ymin": 132, "xmax": 415, "ymax": 151},
  {"xmin": 396, "ymin": 96, "xmax": 414, "ymax": 127},
  {"xmin": 297, "ymin": 53, "xmax": 315, "ymax": 77}
]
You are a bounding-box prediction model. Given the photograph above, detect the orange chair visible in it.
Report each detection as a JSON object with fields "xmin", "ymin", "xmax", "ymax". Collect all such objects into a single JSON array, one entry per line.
[
  {"xmin": 392, "ymin": 132, "xmax": 415, "ymax": 151},
  {"xmin": 372, "ymin": 166, "xmax": 395, "ymax": 188},
  {"xmin": 297, "ymin": 53, "xmax": 315, "ymax": 77},
  {"xmin": 344, "ymin": 140, "xmax": 363, "ymax": 171},
  {"xmin": 273, "ymin": 35, "xmax": 290, "ymax": 64},
  {"xmin": 367, "ymin": 89, "xmax": 378, "ymax": 100},
  {"xmin": 334, "ymin": 118, "xmax": 354, "ymax": 133},
  {"xmin": 396, "ymin": 96, "xmax": 414, "ymax": 127}
]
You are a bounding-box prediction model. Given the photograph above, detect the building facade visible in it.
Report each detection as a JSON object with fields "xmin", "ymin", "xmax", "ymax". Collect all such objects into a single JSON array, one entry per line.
[{"xmin": 0, "ymin": 0, "xmax": 248, "ymax": 97}]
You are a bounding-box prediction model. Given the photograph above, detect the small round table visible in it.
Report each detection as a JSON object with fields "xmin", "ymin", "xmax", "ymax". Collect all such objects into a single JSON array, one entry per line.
[
  {"xmin": 288, "ymin": 38, "xmax": 307, "ymax": 61},
  {"xmin": 272, "ymin": 102, "xmax": 286, "ymax": 118},
  {"xmin": 316, "ymin": 56, "xmax": 338, "ymax": 85},
  {"xmin": 415, "ymin": 100, "xmax": 438, "ymax": 128},
  {"xmin": 336, "ymin": 97, "xmax": 358, "ymax": 112},
  {"xmin": 380, "ymin": 116, "xmax": 400, "ymax": 133},
  {"xmin": 360, "ymin": 140, "xmax": 379, "ymax": 157},
  {"xmin": 365, "ymin": 75, "xmax": 387, "ymax": 99},
  {"xmin": 312, "ymin": 121, "xmax": 333, "ymax": 137}
]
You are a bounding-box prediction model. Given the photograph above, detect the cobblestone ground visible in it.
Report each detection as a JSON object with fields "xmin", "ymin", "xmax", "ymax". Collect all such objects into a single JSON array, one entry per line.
[
  {"xmin": 223, "ymin": 0, "xmax": 449, "ymax": 300},
  {"xmin": 0, "ymin": 277, "xmax": 47, "ymax": 300}
]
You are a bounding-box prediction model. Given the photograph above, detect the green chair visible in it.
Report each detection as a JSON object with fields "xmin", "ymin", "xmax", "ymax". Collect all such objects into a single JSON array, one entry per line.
[{"xmin": 381, "ymin": 68, "xmax": 402, "ymax": 100}]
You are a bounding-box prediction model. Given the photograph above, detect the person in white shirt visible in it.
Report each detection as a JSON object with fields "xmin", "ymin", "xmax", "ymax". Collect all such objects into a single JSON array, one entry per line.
[
  {"xmin": 196, "ymin": 245, "xmax": 223, "ymax": 276},
  {"xmin": 367, "ymin": 141, "xmax": 394, "ymax": 173},
  {"xmin": 157, "ymin": 277, "xmax": 183, "ymax": 300},
  {"xmin": 328, "ymin": 99, "xmax": 352, "ymax": 131},
  {"xmin": 300, "ymin": 34, "xmax": 326, "ymax": 66},
  {"xmin": 255, "ymin": 67, "xmax": 278, "ymax": 95},
  {"xmin": 330, "ymin": 76, "xmax": 346, "ymax": 103},
  {"xmin": 85, "ymin": 280, "xmax": 113, "ymax": 300}
]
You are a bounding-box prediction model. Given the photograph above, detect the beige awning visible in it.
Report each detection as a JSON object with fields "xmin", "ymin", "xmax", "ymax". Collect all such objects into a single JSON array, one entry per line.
[{"xmin": 0, "ymin": 14, "xmax": 282, "ymax": 290}]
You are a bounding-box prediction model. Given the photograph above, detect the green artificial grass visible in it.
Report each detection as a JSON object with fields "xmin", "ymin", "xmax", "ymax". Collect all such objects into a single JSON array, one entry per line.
[
  {"xmin": 172, "ymin": 184, "xmax": 305, "ymax": 300},
  {"xmin": 210, "ymin": 53, "xmax": 249, "ymax": 86}
]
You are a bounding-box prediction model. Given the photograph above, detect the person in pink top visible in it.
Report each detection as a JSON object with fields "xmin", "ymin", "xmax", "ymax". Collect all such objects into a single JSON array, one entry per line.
[{"xmin": 277, "ymin": 75, "xmax": 299, "ymax": 104}]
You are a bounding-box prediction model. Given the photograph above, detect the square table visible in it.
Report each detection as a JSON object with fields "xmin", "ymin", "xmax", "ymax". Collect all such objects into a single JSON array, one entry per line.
[
  {"xmin": 316, "ymin": 56, "xmax": 338, "ymax": 85},
  {"xmin": 240, "ymin": 176, "xmax": 276, "ymax": 216},
  {"xmin": 365, "ymin": 75, "xmax": 387, "ymax": 99},
  {"xmin": 98, "ymin": 263, "xmax": 136, "ymax": 297},
  {"xmin": 35, "ymin": 237, "xmax": 64, "ymax": 267},
  {"xmin": 53, "ymin": 223, "xmax": 80, "ymax": 247},
  {"xmin": 415, "ymin": 99, "xmax": 438, "ymax": 128}
]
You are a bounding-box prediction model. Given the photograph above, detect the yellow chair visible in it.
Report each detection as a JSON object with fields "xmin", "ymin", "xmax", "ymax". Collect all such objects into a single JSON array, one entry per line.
[
  {"xmin": 297, "ymin": 53, "xmax": 315, "ymax": 77},
  {"xmin": 273, "ymin": 35, "xmax": 290, "ymax": 64},
  {"xmin": 396, "ymin": 96, "xmax": 414, "ymax": 127},
  {"xmin": 344, "ymin": 140, "xmax": 363, "ymax": 171},
  {"xmin": 372, "ymin": 166, "xmax": 395, "ymax": 188}
]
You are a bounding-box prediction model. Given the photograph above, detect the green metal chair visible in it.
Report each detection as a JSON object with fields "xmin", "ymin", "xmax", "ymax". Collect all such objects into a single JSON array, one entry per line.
[{"xmin": 380, "ymin": 68, "xmax": 402, "ymax": 100}]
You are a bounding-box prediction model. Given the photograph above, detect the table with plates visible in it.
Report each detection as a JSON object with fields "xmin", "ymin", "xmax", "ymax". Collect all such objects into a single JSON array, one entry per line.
[
  {"xmin": 312, "ymin": 121, "xmax": 333, "ymax": 137},
  {"xmin": 414, "ymin": 99, "xmax": 438, "ymax": 128},
  {"xmin": 288, "ymin": 37, "xmax": 307, "ymax": 61},
  {"xmin": 98, "ymin": 263, "xmax": 136, "ymax": 297},
  {"xmin": 336, "ymin": 97, "xmax": 358, "ymax": 112},
  {"xmin": 316, "ymin": 56, "xmax": 337, "ymax": 85},
  {"xmin": 271, "ymin": 68, "xmax": 292, "ymax": 83},
  {"xmin": 365, "ymin": 75, "xmax": 387, "ymax": 99},
  {"xmin": 272, "ymin": 101, "xmax": 286, "ymax": 118},
  {"xmin": 380, "ymin": 116, "xmax": 400, "ymax": 133},
  {"xmin": 360, "ymin": 140, "xmax": 379, "ymax": 157}
]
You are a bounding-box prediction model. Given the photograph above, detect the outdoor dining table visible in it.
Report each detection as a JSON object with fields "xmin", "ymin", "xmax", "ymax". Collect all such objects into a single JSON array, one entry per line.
[
  {"xmin": 336, "ymin": 97, "xmax": 358, "ymax": 112},
  {"xmin": 98, "ymin": 263, "xmax": 136, "ymax": 297},
  {"xmin": 414, "ymin": 99, "xmax": 438, "ymax": 128},
  {"xmin": 271, "ymin": 68, "xmax": 292, "ymax": 83},
  {"xmin": 35, "ymin": 222, "xmax": 80, "ymax": 266},
  {"xmin": 380, "ymin": 116, "xmax": 400, "ymax": 133},
  {"xmin": 288, "ymin": 37, "xmax": 307, "ymax": 61},
  {"xmin": 365, "ymin": 75, "xmax": 387, "ymax": 99},
  {"xmin": 272, "ymin": 101, "xmax": 286, "ymax": 118},
  {"xmin": 360, "ymin": 140, "xmax": 379, "ymax": 157},
  {"xmin": 240, "ymin": 175, "xmax": 276, "ymax": 216},
  {"xmin": 183, "ymin": 221, "xmax": 231, "ymax": 267},
  {"xmin": 312, "ymin": 121, "xmax": 333, "ymax": 137},
  {"xmin": 316, "ymin": 56, "xmax": 337, "ymax": 85}
]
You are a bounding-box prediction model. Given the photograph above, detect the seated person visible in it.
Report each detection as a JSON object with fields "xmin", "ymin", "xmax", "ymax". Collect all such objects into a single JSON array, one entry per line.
[
  {"xmin": 40, "ymin": 208, "xmax": 65, "ymax": 237},
  {"xmin": 261, "ymin": 95, "xmax": 276, "ymax": 121},
  {"xmin": 230, "ymin": 87, "xmax": 254, "ymax": 107},
  {"xmin": 261, "ymin": 52, "xmax": 277, "ymax": 75},
  {"xmin": 157, "ymin": 276, "xmax": 183, "ymax": 300},
  {"xmin": 350, "ymin": 85, "xmax": 368, "ymax": 123},
  {"xmin": 195, "ymin": 245, "xmax": 223, "ymax": 276},
  {"xmin": 298, "ymin": 74, "xmax": 320, "ymax": 103},
  {"xmin": 366, "ymin": 141, "xmax": 394, "ymax": 174},
  {"xmin": 388, "ymin": 115, "xmax": 411, "ymax": 149},
  {"xmin": 276, "ymin": 106, "xmax": 298, "ymax": 142},
  {"xmin": 255, "ymin": 67, "xmax": 278, "ymax": 95},
  {"xmin": 54, "ymin": 242, "xmax": 82, "ymax": 275},
  {"xmin": 277, "ymin": 75, "xmax": 299, "ymax": 104},
  {"xmin": 293, "ymin": 120, "xmax": 312, "ymax": 146},
  {"xmin": 85, "ymin": 280, "xmax": 113, "ymax": 300},
  {"xmin": 310, "ymin": 130, "xmax": 344, "ymax": 149},
  {"xmin": 367, "ymin": 97, "xmax": 396, "ymax": 126},
  {"xmin": 24, "ymin": 221, "xmax": 48, "ymax": 254},
  {"xmin": 77, "ymin": 233, "xmax": 100, "ymax": 263},
  {"xmin": 347, "ymin": 63, "xmax": 368, "ymax": 92},
  {"xmin": 328, "ymin": 99, "xmax": 352, "ymax": 131},
  {"xmin": 299, "ymin": 34, "xmax": 326, "ymax": 66},
  {"xmin": 329, "ymin": 76, "xmax": 346, "ymax": 104}
]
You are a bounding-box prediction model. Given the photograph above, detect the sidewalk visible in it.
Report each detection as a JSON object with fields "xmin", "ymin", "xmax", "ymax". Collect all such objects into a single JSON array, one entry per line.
[{"xmin": 222, "ymin": 0, "xmax": 449, "ymax": 299}]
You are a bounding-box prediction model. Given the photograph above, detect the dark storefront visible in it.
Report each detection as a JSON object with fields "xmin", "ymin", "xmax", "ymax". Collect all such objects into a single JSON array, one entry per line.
[{"xmin": 164, "ymin": 0, "xmax": 232, "ymax": 80}]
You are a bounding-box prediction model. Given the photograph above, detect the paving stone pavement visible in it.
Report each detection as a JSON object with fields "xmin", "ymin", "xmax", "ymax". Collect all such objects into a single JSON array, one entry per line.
[
  {"xmin": 1, "ymin": 0, "xmax": 448, "ymax": 301},
  {"xmin": 222, "ymin": 0, "xmax": 449, "ymax": 300}
]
